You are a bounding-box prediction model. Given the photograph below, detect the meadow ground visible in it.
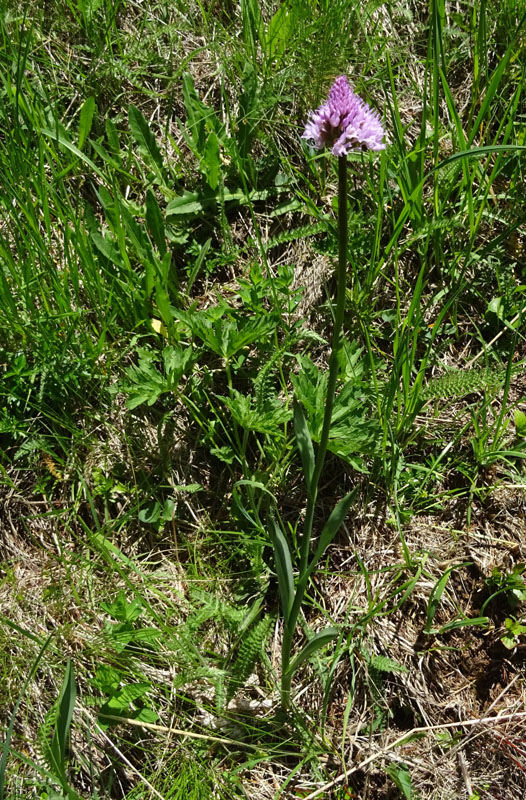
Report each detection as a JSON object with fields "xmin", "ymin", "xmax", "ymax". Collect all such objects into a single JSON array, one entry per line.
[{"xmin": 1, "ymin": 1, "xmax": 526, "ymax": 798}]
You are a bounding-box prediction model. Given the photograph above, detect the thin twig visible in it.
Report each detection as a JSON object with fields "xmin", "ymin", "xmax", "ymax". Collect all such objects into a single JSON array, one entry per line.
[{"xmin": 97, "ymin": 712, "xmax": 265, "ymax": 751}]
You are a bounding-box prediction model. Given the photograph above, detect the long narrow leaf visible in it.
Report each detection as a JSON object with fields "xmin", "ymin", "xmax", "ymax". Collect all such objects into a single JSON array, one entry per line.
[
  {"xmin": 145, "ymin": 189, "xmax": 167, "ymax": 257},
  {"xmin": 293, "ymin": 399, "xmax": 315, "ymax": 495},
  {"xmin": 268, "ymin": 516, "xmax": 294, "ymax": 620},
  {"xmin": 40, "ymin": 127, "xmax": 106, "ymax": 182},
  {"xmin": 49, "ymin": 660, "xmax": 77, "ymax": 789},
  {"xmin": 306, "ymin": 488, "xmax": 357, "ymax": 580},
  {"xmin": 287, "ymin": 627, "xmax": 339, "ymax": 677},
  {"xmin": 128, "ymin": 104, "xmax": 164, "ymax": 173},
  {"xmin": 78, "ymin": 96, "xmax": 95, "ymax": 150}
]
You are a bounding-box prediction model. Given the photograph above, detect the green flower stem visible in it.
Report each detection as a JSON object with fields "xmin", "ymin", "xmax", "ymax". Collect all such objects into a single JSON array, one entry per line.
[{"xmin": 281, "ymin": 156, "xmax": 348, "ymax": 709}]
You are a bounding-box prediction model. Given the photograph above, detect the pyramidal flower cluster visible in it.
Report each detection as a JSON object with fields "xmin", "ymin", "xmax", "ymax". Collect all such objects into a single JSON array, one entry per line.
[{"xmin": 302, "ymin": 75, "xmax": 386, "ymax": 156}]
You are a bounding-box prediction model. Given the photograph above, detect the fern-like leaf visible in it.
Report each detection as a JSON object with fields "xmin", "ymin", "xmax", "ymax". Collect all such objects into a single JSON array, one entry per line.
[
  {"xmin": 227, "ymin": 615, "xmax": 272, "ymax": 701},
  {"xmin": 422, "ymin": 367, "xmax": 506, "ymax": 401}
]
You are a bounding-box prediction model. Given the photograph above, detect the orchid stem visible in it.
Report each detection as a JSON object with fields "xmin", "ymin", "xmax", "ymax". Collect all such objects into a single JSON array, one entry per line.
[{"xmin": 281, "ymin": 156, "xmax": 348, "ymax": 709}]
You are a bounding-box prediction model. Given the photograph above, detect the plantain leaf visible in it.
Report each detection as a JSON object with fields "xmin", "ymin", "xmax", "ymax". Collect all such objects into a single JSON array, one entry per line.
[
  {"xmin": 293, "ymin": 399, "xmax": 315, "ymax": 495},
  {"xmin": 166, "ymin": 191, "xmax": 205, "ymax": 217},
  {"xmin": 286, "ymin": 627, "xmax": 339, "ymax": 677},
  {"xmin": 268, "ymin": 516, "xmax": 294, "ymax": 620}
]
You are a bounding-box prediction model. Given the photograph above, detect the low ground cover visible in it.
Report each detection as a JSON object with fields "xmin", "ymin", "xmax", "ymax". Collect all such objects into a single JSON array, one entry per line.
[{"xmin": 1, "ymin": 1, "xmax": 526, "ymax": 797}]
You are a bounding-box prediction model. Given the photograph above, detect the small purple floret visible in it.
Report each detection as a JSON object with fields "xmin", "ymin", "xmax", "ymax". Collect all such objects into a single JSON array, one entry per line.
[{"xmin": 302, "ymin": 75, "xmax": 386, "ymax": 156}]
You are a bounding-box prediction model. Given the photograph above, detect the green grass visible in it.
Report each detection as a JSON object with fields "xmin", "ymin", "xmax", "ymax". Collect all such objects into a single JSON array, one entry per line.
[{"xmin": 1, "ymin": 0, "xmax": 526, "ymax": 797}]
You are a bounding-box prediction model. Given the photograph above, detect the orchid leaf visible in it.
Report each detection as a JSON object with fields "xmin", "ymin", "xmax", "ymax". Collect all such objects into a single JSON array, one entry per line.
[
  {"xmin": 287, "ymin": 627, "xmax": 339, "ymax": 677},
  {"xmin": 268, "ymin": 516, "xmax": 294, "ymax": 620}
]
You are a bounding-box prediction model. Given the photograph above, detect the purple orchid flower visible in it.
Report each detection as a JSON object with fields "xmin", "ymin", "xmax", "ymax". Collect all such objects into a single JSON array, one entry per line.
[{"xmin": 302, "ymin": 75, "xmax": 386, "ymax": 156}]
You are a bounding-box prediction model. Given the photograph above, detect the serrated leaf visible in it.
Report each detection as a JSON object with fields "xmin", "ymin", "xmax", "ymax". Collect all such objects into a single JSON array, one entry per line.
[
  {"xmin": 128, "ymin": 104, "xmax": 163, "ymax": 172},
  {"xmin": 369, "ymin": 655, "xmax": 408, "ymax": 674},
  {"xmin": 268, "ymin": 517, "xmax": 294, "ymax": 621},
  {"xmin": 210, "ymin": 445, "xmax": 236, "ymax": 464},
  {"xmin": 287, "ymin": 627, "xmax": 339, "ymax": 677}
]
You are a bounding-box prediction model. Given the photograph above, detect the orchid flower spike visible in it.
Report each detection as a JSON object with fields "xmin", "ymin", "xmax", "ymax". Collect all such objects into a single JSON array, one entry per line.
[{"xmin": 302, "ymin": 75, "xmax": 386, "ymax": 156}]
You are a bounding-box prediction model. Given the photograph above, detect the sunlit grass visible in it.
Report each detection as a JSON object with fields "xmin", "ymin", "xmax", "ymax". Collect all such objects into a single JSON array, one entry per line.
[{"xmin": 1, "ymin": 0, "xmax": 526, "ymax": 797}]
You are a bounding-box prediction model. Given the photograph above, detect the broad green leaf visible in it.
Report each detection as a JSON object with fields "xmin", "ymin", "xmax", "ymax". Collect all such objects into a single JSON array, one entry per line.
[
  {"xmin": 133, "ymin": 707, "xmax": 159, "ymax": 724},
  {"xmin": 145, "ymin": 189, "xmax": 166, "ymax": 256},
  {"xmin": 293, "ymin": 400, "xmax": 315, "ymax": 494},
  {"xmin": 514, "ymin": 409, "xmax": 526, "ymax": 437},
  {"xmin": 425, "ymin": 563, "xmax": 470, "ymax": 633},
  {"xmin": 106, "ymin": 683, "xmax": 151, "ymax": 707},
  {"xmin": 386, "ymin": 763, "xmax": 413, "ymax": 800},
  {"xmin": 89, "ymin": 138, "xmax": 121, "ymax": 170},
  {"xmin": 166, "ymin": 191, "xmax": 205, "ymax": 217},
  {"xmin": 267, "ymin": 2, "xmax": 292, "ymax": 61},
  {"xmin": 268, "ymin": 516, "xmax": 294, "ymax": 620},
  {"xmin": 78, "ymin": 96, "xmax": 96, "ymax": 150},
  {"xmin": 203, "ymin": 130, "xmax": 221, "ymax": 189},
  {"xmin": 306, "ymin": 489, "xmax": 357, "ymax": 579},
  {"xmin": 101, "ymin": 590, "xmax": 143, "ymax": 622},
  {"xmin": 128, "ymin": 104, "xmax": 163, "ymax": 172},
  {"xmin": 287, "ymin": 627, "xmax": 339, "ymax": 677},
  {"xmin": 181, "ymin": 72, "xmax": 216, "ymax": 153}
]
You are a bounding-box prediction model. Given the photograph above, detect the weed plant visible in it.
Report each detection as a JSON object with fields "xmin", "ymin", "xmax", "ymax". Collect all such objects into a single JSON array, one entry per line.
[{"xmin": 1, "ymin": 1, "xmax": 526, "ymax": 799}]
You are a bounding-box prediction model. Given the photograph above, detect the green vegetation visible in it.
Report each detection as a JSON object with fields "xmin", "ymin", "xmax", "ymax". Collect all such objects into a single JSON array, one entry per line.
[{"xmin": 1, "ymin": 0, "xmax": 526, "ymax": 797}]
